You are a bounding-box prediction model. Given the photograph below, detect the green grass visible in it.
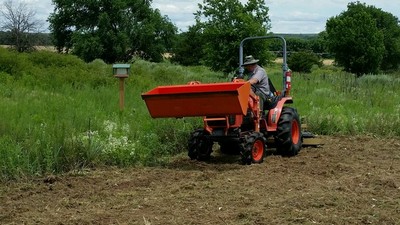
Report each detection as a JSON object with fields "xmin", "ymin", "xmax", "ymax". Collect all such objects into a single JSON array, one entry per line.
[
  {"xmin": 0, "ymin": 48, "xmax": 399, "ymax": 180},
  {"xmin": 291, "ymin": 66, "xmax": 400, "ymax": 136}
]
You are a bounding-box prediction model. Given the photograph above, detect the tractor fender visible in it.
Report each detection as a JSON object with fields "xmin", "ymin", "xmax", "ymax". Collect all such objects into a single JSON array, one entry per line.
[{"xmin": 266, "ymin": 97, "xmax": 293, "ymax": 132}]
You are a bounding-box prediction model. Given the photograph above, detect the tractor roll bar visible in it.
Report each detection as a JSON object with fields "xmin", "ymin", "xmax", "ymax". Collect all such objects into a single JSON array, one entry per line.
[{"xmin": 239, "ymin": 35, "xmax": 289, "ymax": 94}]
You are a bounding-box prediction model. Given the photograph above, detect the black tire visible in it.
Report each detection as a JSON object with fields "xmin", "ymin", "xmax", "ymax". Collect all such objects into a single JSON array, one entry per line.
[
  {"xmin": 188, "ymin": 129, "xmax": 213, "ymax": 161},
  {"xmin": 275, "ymin": 107, "xmax": 302, "ymax": 156},
  {"xmin": 241, "ymin": 132, "xmax": 266, "ymax": 165}
]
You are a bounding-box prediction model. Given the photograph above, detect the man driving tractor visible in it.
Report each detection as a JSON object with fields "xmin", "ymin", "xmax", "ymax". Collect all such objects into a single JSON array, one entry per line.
[{"xmin": 242, "ymin": 55, "xmax": 274, "ymax": 111}]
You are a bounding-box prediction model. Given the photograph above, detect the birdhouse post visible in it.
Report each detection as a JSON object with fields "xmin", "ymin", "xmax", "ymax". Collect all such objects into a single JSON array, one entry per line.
[{"xmin": 113, "ymin": 64, "xmax": 131, "ymax": 111}]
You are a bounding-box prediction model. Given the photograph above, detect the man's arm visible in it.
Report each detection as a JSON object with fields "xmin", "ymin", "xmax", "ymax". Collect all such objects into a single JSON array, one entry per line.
[{"xmin": 248, "ymin": 77, "xmax": 259, "ymax": 84}]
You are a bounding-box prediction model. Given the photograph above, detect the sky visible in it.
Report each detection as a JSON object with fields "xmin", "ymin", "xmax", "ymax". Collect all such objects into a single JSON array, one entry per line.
[{"xmin": 9, "ymin": 0, "xmax": 400, "ymax": 34}]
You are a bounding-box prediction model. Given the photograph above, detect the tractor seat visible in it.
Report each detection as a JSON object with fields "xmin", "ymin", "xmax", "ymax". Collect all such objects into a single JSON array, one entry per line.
[
  {"xmin": 264, "ymin": 95, "xmax": 281, "ymax": 110},
  {"xmin": 263, "ymin": 78, "xmax": 281, "ymax": 110}
]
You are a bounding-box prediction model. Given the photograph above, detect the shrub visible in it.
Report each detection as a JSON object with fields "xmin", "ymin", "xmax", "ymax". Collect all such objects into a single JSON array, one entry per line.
[
  {"xmin": 0, "ymin": 48, "xmax": 35, "ymax": 78},
  {"xmin": 288, "ymin": 51, "xmax": 322, "ymax": 73}
]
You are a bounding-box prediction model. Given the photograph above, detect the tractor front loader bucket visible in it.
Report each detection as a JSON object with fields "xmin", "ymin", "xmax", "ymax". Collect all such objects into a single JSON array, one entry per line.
[{"xmin": 141, "ymin": 82, "xmax": 251, "ymax": 118}]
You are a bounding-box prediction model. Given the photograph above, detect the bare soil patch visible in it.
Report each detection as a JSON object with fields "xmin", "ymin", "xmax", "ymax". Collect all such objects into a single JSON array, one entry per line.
[{"xmin": 1, "ymin": 136, "xmax": 399, "ymax": 225}]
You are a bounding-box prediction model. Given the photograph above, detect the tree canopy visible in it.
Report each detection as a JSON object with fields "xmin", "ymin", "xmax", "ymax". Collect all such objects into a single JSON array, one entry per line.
[
  {"xmin": 172, "ymin": 0, "xmax": 271, "ymax": 73},
  {"xmin": 48, "ymin": 0, "xmax": 177, "ymax": 63},
  {"xmin": 326, "ymin": 2, "xmax": 400, "ymax": 75}
]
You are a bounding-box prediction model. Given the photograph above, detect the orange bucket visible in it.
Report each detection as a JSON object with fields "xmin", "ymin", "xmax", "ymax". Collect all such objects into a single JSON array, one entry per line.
[{"xmin": 141, "ymin": 82, "xmax": 251, "ymax": 118}]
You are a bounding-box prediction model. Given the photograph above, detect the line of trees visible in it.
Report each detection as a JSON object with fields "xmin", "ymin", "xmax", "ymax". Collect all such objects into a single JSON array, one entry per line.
[
  {"xmin": 1, "ymin": 0, "xmax": 399, "ymax": 75},
  {"xmin": 0, "ymin": 31, "xmax": 52, "ymax": 46}
]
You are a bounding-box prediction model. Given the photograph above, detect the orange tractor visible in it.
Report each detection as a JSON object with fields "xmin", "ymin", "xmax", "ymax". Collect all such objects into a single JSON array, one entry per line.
[{"xmin": 142, "ymin": 36, "xmax": 304, "ymax": 164}]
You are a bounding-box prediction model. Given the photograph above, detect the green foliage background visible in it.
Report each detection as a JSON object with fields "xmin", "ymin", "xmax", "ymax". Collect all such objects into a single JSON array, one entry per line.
[
  {"xmin": 173, "ymin": 0, "xmax": 272, "ymax": 73},
  {"xmin": 1, "ymin": 48, "xmax": 399, "ymax": 181},
  {"xmin": 326, "ymin": 2, "xmax": 400, "ymax": 75},
  {"xmin": 48, "ymin": 0, "xmax": 177, "ymax": 63}
]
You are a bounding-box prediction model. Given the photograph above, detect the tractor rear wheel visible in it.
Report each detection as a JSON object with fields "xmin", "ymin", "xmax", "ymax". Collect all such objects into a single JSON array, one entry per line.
[
  {"xmin": 241, "ymin": 132, "xmax": 265, "ymax": 165},
  {"xmin": 275, "ymin": 107, "xmax": 302, "ymax": 156},
  {"xmin": 188, "ymin": 129, "xmax": 213, "ymax": 161}
]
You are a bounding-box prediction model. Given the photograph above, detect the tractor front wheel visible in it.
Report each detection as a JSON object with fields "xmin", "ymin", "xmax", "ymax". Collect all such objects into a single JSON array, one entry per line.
[
  {"xmin": 188, "ymin": 129, "xmax": 213, "ymax": 161},
  {"xmin": 275, "ymin": 107, "xmax": 302, "ymax": 156},
  {"xmin": 241, "ymin": 132, "xmax": 265, "ymax": 165}
]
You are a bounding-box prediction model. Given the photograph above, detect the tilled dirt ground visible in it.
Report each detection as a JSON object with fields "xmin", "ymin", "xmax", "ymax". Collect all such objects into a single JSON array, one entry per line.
[{"xmin": 1, "ymin": 136, "xmax": 400, "ymax": 225}]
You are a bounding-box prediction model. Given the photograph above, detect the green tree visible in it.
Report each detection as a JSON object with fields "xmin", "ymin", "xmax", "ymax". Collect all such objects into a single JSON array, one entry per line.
[
  {"xmin": 366, "ymin": 6, "xmax": 400, "ymax": 71},
  {"xmin": 326, "ymin": 2, "xmax": 400, "ymax": 75},
  {"xmin": 310, "ymin": 32, "xmax": 330, "ymax": 57},
  {"xmin": 48, "ymin": 0, "xmax": 177, "ymax": 63},
  {"xmin": 171, "ymin": 24, "xmax": 206, "ymax": 66},
  {"xmin": 286, "ymin": 38, "xmax": 310, "ymax": 52},
  {"xmin": 175, "ymin": 0, "xmax": 271, "ymax": 73}
]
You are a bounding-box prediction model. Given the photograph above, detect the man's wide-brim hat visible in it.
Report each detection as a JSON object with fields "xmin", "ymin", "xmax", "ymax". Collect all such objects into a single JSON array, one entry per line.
[{"xmin": 242, "ymin": 55, "xmax": 259, "ymax": 66}]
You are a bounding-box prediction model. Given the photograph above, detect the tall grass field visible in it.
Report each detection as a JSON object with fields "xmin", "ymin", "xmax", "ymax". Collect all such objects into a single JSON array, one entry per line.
[{"xmin": 0, "ymin": 48, "xmax": 399, "ymax": 180}]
